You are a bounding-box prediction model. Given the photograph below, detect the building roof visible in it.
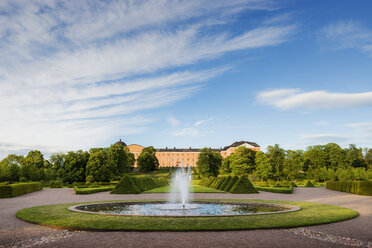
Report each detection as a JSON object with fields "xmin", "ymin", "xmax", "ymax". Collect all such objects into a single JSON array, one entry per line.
[
  {"xmin": 223, "ymin": 141, "xmax": 260, "ymax": 150},
  {"xmin": 154, "ymin": 141, "xmax": 260, "ymax": 152},
  {"xmin": 115, "ymin": 139, "xmax": 127, "ymax": 147}
]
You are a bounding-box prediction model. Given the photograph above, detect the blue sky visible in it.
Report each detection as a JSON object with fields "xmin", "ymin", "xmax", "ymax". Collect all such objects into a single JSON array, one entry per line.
[{"xmin": 0, "ymin": 0, "xmax": 372, "ymax": 158}]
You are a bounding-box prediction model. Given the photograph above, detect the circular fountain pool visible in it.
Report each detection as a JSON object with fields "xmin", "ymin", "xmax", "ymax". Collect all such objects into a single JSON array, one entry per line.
[{"xmin": 68, "ymin": 201, "xmax": 300, "ymax": 217}]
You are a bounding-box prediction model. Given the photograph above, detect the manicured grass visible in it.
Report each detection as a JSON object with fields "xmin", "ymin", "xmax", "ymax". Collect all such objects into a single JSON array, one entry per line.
[
  {"xmin": 16, "ymin": 199, "xmax": 358, "ymax": 231},
  {"xmin": 143, "ymin": 185, "xmax": 224, "ymax": 193}
]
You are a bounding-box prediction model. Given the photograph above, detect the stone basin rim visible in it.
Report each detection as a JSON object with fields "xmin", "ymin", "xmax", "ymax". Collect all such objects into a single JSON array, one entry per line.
[{"xmin": 68, "ymin": 201, "xmax": 301, "ymax": 217}]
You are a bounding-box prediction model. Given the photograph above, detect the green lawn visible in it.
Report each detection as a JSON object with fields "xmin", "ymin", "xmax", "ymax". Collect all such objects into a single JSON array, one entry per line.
[
  {"xmin": 143, "ymin": 185, "xmax": 225, "ymax": 193},
  {"xmin": 16, "ymin": 199, "xmax": 358, "ymax": 231}
]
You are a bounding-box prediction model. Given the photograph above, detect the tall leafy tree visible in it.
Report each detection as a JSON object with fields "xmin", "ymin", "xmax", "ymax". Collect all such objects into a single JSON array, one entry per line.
[
  {"xmin": 303, "ymin": 145, "xmax": 327, "ymax": 172},
  {"xmin": 0, "ymin": 154, "xmax": 22, "ymax": 182},
  {"xmin": 86, "ymin": 149, "xmax": 113, "ymax": 182},
  {"xmin": 108, "ymin": 143, "xmax": 129, "ymax": 175},
  {"xmin": 324, "ymin": 143, "xmax": 347, "ymax": 169},
  {"xmin": 197, "ymin": 148, "xmax": 222, "ymax": 177},
  {"xmin": 283, "ymin": 150, "xmax": 303, "ymax": 180},
  {"xmin": 266, "ymin": 144, "xmax": 285, "ymax": 181},
  {"xmin": 365, "ymin": 148, "xmax": 372, "ymax": 169},
  {"xmin": 346, "ymin": 144, "xmax": 366, "ymax": 168},
  {"xmin": 229, "ymin": 147, "xmax": 256, "ymax": 175},
  {"xmin": 137, "ymin": 146, "xmax": 159, "ymax": 172},
  {"xmin": 23, "ymin": 150, "xmax": 44, "ymax": 169},
  {"xmin": 254, "ymin": 151, "xmax": 272, "ymax": 180},
  {"xmin": 63, "ymin": 150, "xmax": 90, "ymax": 183}
]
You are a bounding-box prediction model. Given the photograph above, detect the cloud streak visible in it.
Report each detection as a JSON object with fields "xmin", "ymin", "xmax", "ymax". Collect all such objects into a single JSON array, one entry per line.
[
  {"xmin": 318, "ymin": 21, "xmax": 372, "ymax": 56},
  {"xmin": 256, "ymin": 89, "xmax": 372, "ymax": 110},
  {"xmin": 0, "ymin": 0, "xmax": 294, "ymax": 156}
]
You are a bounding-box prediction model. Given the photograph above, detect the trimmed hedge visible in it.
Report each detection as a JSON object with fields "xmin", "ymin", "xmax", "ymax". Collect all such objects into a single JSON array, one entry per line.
[
  {"xmin": 326, "ymin": 181, "xmax": 372, "ymax": 196},
  {"xmin": 224, "ymin": 176, "xmax": 239, "ymax": 192},
  {"xmin": 256, "ymin": 186, "xmax": 293, "ymax": 194},
  {"xmin": 74, "ymin": 186, "xmax": 113, "ymax": 194},
  {"xmin": 111, "ymin": 175, "xmax": 141, "ymax": 194},
  {"xmin": 0, "ymin": 182, "xmax": 42, "ymax": 198},
  {"xmin": 229, "ymin": 176, "xmax": 258, "ymax": 194},
  {"xmin": 305, "ymin": 180, "xmax": 315, "ymax": 187},
  {"xmin": 219, "ymin": 176, "xmax": 232, "ymax": 190},
  {"xmin": 49, "ymin": 181, "xmax": 63, "ymax": 188}
]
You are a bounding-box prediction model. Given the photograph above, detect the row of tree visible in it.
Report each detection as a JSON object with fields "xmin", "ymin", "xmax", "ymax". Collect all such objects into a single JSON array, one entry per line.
[
  {"xmin": 0, "ymin": 143, "xmax": 161, "ymax": 183},
  {"xmin": 197, "ymin": 143, "xmax": 372, "ymax": 181}
]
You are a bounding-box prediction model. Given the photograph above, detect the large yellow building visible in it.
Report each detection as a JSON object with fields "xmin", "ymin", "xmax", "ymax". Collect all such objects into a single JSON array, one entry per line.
[{"xmin": 121, "ymin": 141, "xmax": 260, "ymax": 167}]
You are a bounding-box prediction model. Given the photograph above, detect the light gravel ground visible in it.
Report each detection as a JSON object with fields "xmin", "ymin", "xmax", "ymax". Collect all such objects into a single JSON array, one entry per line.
[{"xmin": 0, "ymin": 187, "xmax": 371, "ymax": 248}]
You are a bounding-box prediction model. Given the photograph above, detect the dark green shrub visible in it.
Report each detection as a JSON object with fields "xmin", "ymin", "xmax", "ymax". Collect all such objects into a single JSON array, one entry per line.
[
  {"xmin": 204, "ymin": 177, "xmax": 217, "ymax": 187},
  {"xmin": 0, "ymin": 182, "xmax": 42, "ymax": 198},
  {"xmin": 305, "ymin": 180, "xmax": 315, "ymax": 187},
  {"xmin": 111, "ymin": 175, "xmax": 141, "ymax": 194},
  {"xmin": 49, "ymin": 181, "xmax": 63, "ymax": 188},
  {"xmin": 211, "ymin": 177, "xmax": 225, "ymax": 189},
  {"xmin": 229, "ymin": 176, "xmax": 258, "ymax": 194},
  {"xmin": 224, "ymin": 176, "xmax": 239, "ymax": 192},
  {"xmin": 154, "ymin": 177, "xmax": 168, "ymax": 187},
  {"xmin": 291, "ymin": 181, "xmax": 297, "ymax": 187},
  {"xmin": 326, "ymin": 181, "xmax": 372, "ymax": 196},
  {"xmin": 75, "ymin": 186, "xmax": 113, "ymax": 194},
  {"xmin": 219, "ymin": 176, "xmax": 232, "ymax": 191},
  {"xmin": 255, "ymin": 186, "xmax": 293, "ymax": 194}
]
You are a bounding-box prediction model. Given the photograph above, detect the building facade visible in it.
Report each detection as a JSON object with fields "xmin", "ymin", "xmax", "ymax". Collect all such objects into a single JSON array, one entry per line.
[{"xmin": 126, "ymin": 141, "xmax": 260, "ymax": 167}]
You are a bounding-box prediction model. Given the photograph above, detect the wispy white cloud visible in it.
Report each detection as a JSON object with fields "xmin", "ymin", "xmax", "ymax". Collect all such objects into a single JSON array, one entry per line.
[
  {"xmin": 194, "ymin": 117, "xmax": 214, "ymax": 126},
  {"xmin": 0, "ymin": 0, "xmax": 294, "ymax": 156},
  {"xmin": 318, "ymin": 20, "xmax": 372, "ymax": 56},
  {"xmin": 256, "ymin": 89, "xmax": 372, "ymax": 110}
]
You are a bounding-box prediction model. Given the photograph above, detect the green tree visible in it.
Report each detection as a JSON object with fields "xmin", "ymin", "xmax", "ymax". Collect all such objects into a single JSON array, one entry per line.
[
  {"xmin": 229, "ymin": 147, "xmax": 256, "ymax": 175},
  {"xmin": 137, "ymin": 146, "xmax": 159, "ymax": 172},
  {"xmin": 324, "ymin": 143, "xmax": 347, "ymax": 169},
  {"xmin": 221, "ymin": 154, "xmax": 233, "ymax": 173},
  {"xmin": 197, "ymin": 148, "xmax": 222, "ymax": 177},
  {"xmin": 86, "ymin": 149, "xmax": 112, "ymax": 182},
  {"xmin": 283, "ymin": 150, "xmax": 303, "ymax": 180},
  {"xmin": 365, "ymin": 148, "xmax": 372, "ymax": 169},
  {"xmin": 108, "ymin": 143, "xmax": 129, "ymax": 175},
  {"xmin": 346, "ymin": 144, "xmax": 366, "ymax": 168},
  {"xmin": 303, "ymin": 145, "xmax": 327, "ymax": 173},
  {"xmin": 23, "ymin": 150, "xmax": 44, "ymax": 169},
  {"xmin": 267, "ymin": 144, "xmax": 285, "ymax": 181},
  {"xmin": 63, "ymin": 150, "xmax": 90, "ymax": 183},
  {"xmin": 0, "ymin": 154, "xmax": 22, "ymax": 182},
  {"xmin": 254, "ymin": 151, "xmax": 272, "ymax": 180},
  {"xmin": 49, "ymin": 153, "xmax": 65, "ymax": 170}
]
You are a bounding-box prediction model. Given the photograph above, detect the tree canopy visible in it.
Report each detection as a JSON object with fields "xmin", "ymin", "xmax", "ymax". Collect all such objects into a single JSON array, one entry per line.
[{"xmin": 197, "ymin": 148, "xmax": 222, "ymax": 177}]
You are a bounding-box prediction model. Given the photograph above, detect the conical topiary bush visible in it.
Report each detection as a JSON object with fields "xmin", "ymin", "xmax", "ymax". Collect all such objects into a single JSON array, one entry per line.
[
  {"xmin": 229, "ymin": 176, "xmax": 258, "ymax": 194},
  {"xmin": 305, "ymin": 180, "xmax": 315, "ymax": 187},
  {"xmin": 224, "ymin": 176, "xmax": 239, "ymax": 192},
  {"xmin": 219, "ymin": 176, "xmax": 232, "ymax": 191},
  {"xmin": 111, "ymin": 175, "xmax": 141, "ymax": 194}
]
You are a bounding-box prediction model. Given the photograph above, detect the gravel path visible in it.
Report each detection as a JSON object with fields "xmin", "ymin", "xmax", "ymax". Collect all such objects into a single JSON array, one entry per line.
[{"xmin": 0, "ymin": 187, "xmax": 371, "ymax": 248}]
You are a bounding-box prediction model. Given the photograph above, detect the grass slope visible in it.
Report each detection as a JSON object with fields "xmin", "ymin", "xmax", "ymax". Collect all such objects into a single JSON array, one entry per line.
[{"xmin": 16, "ymin": 199, "xmax": 358, "ymax": 231}]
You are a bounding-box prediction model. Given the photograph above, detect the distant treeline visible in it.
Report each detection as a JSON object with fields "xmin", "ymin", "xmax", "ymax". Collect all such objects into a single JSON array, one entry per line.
[{"xmin": 0, "ymin": 143, "xmax": 371, "ymax": 183}]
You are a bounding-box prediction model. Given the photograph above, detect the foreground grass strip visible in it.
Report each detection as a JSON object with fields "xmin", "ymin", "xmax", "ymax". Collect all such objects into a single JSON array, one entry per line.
[{"xmin": 16, "ymin": 199, "xmax": 358, "ymax": 231}]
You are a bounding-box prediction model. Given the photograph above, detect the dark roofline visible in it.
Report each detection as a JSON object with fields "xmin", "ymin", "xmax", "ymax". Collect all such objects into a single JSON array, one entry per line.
[{"xmin": 155, "ymin": 141, "xmax": 259, "ymax": 152}]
